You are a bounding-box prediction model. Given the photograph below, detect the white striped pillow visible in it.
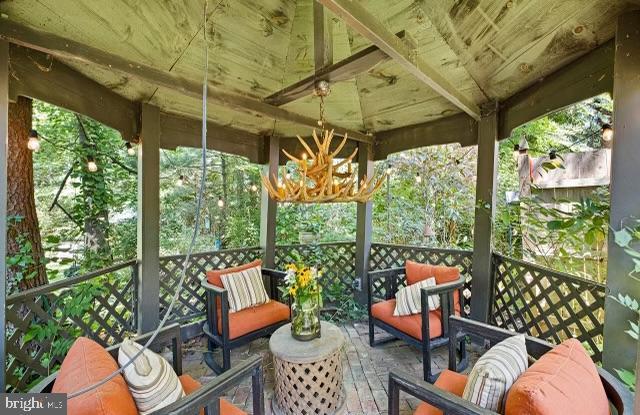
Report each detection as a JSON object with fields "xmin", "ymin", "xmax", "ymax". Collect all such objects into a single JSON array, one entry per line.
[
  {"xmin": 220, "ymin": 265, "xmax": 270, "ymax": 312},
  {"xmin": 393, "ymin": 277, "xmax": 440, "ymax": 316},
  {"xmin": 118, "ymin": 339, "xmax": 185, "ymax": 415},
  {"xmin": 462, "ymin": 334, "xmax": 528, "ymax": 413}
]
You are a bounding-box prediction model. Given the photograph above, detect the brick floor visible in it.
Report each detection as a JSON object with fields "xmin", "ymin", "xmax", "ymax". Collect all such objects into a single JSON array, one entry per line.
[{"xmin": 180, "ymin": 321, "xmax": 478, "ymax": 415}]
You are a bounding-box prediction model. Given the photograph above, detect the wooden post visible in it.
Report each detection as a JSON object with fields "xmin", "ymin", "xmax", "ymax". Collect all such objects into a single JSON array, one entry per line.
[
  {"xmin": 355, "ymin": 142, "xmax": 373, "ymax": 304},
  {"xmin": 260, "ymin": 136, "xmax": 279, "ymax": 268},
  {"xmin": 603, "ymin": 10, "xmax": 640, "ymax": 374},
  {"xmin": 0, "ymin": 40, "xmax": 9, "ymax": 391},
  {"xmin": 137, "ymin": 103, "xmax": 160, "ymax": 333},
  {"xmin": 470, "ymin": 103, "xmax": 498, "ymax": 322}
]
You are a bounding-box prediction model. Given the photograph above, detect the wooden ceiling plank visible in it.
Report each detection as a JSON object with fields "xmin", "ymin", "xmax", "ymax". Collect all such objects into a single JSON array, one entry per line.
[
  {"xmin": 318, "ymin": 0, "xmax": 481, "ymax": 121},
  {"xmin": 314, "ymin": 0, "xmax": 333, "ymax": 70},
  {"xmin": 499, "ymin": 39, "xmax": 614, "ymax": 140},
  {"xmin": 0, "ymin": 19, "xmax": 373, "ymax": 144}
]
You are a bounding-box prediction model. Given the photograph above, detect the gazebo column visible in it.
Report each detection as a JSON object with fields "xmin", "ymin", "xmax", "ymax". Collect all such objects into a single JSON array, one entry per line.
[
  {"xmin": 603, "ymin": 10, "xmax": 640, "ymax": 374},
  {"xmin": 0, "ymin": 40, "xmax": 9, "ymax": 390},
  {"xmin": 470, "ymin": 103, "xmax": 498, "ymax": 322},
  {"xmin": 137, "ymin": 103, "xmax": 161, "ymax": 333},
  {"xmin": 260, "ymin": 136, "xmax": 279, "ymax": 268},
  {"xmin": 355, "ymin": 142, "xmax": 373, "ymax": 304}
]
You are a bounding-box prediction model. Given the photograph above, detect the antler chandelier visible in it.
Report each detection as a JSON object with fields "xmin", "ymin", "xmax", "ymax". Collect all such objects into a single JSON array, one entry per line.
[{"xmin": 261, "ymin": 81, "xmax": 385, "ymax": 203}]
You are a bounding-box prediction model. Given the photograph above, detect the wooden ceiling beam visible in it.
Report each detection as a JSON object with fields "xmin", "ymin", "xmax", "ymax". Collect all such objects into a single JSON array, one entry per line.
[
  {"xmin": 318, "ymin": 0, "xmax": 482, "ymax": 121},
  {"xmin": 374, "ymin": 113, "xmax": 477, "ymax": 160},
  {"xmin": 0, "ymin": 19, "xmax": 373, "ymax": 144},
  {"xmin": 265, "ymin": 31, "xmax": 405, "ymax": 107},
  {"xmin": 314, "ymin": 0, "xmax": 333, "ymax": 71},
  {"xmin": 8, "ymin": 45, "xmax": 139, "ymax": 141},
  {"xmin": 499, "ymin": 39, "xmax": 614, "ymax": 140},
  {"xmin": 159, "ymin": 112, "xmax": 265, "ymax": 163}
]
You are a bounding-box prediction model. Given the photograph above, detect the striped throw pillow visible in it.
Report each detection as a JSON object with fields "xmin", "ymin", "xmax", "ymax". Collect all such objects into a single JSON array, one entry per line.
[
  {"xmin": 118, "ymin": 339, "xmax": 185, "ymax": 415},
  {"xmin": 462, "ymin": 334, "xmax": 528, "ymax": 413},
  {"xmin": 220, "ymin": 265, "xmax": 270, "ymax": 312},
  {"xmin": 393, "ymin": 277, "xmax": 440, "ymax": 316}
]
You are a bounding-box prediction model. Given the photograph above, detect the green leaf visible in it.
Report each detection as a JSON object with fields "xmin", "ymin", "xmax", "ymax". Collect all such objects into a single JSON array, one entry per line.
[{"xmin": 614, "ymin": 228, "xmax": 633, "ymax": 248}]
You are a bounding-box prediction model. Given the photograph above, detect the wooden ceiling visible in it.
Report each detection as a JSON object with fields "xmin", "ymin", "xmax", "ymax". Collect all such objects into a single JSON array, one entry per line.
[{"xmin": 0, "ymin": 0, "xmax": 636, "ymax": 143}]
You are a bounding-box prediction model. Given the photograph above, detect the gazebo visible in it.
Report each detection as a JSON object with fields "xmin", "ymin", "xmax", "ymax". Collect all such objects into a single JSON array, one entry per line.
[{"xmin": 0, "ymin": 0, "xmax": 638, "ymax": 409}]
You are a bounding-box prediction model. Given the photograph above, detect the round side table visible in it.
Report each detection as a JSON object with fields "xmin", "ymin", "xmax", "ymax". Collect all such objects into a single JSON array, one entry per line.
[{"xmin": 269, "ymin": 321, "xmax": 345, "ymax": 415}]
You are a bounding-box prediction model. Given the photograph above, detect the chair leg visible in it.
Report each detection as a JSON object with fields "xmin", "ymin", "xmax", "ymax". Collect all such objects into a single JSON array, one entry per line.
[
  {"xmin": 222, "ymin": 346, "xmax": 231, "ymax": 372},
  {"xmin": 422, "ymin": 344, "xmax": 435, "ymax": 383},
  {"xmin": 369, "ymin": 318, "xmax": 375, "ymax": 347}
]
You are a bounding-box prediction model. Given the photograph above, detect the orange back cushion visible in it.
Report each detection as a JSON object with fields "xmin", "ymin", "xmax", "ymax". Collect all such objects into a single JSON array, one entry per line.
[
  {"xmin": 206, "ymin": 259, "xmax": 263, "ymax": 287},
  {"xmin": 505, "ymin": 338, "xmax": 609, "ymax": 415},
  {"xmin": 405, "ymin": 260, "xmax": 460, "ymax": 285},
  {"xmin": 52, "ymin": 337, "xmax": 137, "ymax": 415}
]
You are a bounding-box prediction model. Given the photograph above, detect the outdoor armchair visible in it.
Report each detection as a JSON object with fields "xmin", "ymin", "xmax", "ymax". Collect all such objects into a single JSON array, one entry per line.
[
  {"xmin": 388, "ymin": 316, "xmax": 634, "ymax": 415},
  {"xmin": 202, "ymin": 265, "xmax": 290, "ymax": 374},
  {"xmin": 31, "ymin": 323, "xmax": 266, "ymax": 415},
  {"xmin": 367, "ymin": 264, "xmax": 468, "ymax": 382}
]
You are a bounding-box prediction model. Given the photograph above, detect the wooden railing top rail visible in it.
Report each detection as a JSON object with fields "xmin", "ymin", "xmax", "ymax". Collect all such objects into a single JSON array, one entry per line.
[
  {"xmin": 6, "ymin": 259, "xmax": 137, "ymax": 305},
  {"xmin": 275, "ymin": 241, "xmax": 355, "ymax": 249},
  {"xmin": 492, "ymin": 252, "xmax": 606, "ymax": 289},
  {"xmin": 371, "ymin": 243, "xmax": 473, "ymax": 256},
  {"xmin": 158, "ymin": 246, "xmax": 263, "ymax": 261}
]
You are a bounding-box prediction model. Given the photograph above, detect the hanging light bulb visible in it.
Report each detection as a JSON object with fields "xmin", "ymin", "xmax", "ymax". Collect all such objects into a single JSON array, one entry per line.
[
  {"xmin": 217, "ymin": 196, "xmax": 224, "ymax": 208},
  {"xmin": 250, "ymin": 184, "xmax": 258, "ymax": 192},
  {"xmin": 27, "ymin": 129, "xmax": 40, "ymax": 152},
  {"xmin": 415, "ymin": 172, "xmax": 422, "ymax": 184},
  {"xmin": 86, "ymin": 156, "xmax": 98, "ymax": 172},
  {"xmin": 601, "ymin": 123, "xmax": 614, "ymax": 142},
  {"xmin": 512, "ymin": 143, "xmax": 520, "ymax": 161},
  {"xmin": 301, "ymin": 152, "xmax": 308, "ymax": 161},
  {"xmin": 176, "ymin": 175, "xmax": 184, "ymax": 187},
  {"xmin": 125, "ymin": 142, "xmax": 136, "ymax": 156},
  {"xmin": 385, "ymin": 163, "xmax": 392, "ymax": 175},
  {"xmin": 549, "ymin": 149, "xmax": 557, "ymax": 160}
]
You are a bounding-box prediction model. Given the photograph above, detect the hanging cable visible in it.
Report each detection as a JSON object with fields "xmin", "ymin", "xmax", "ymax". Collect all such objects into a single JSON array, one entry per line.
[{"xmin": 67, "ymin": 0, "xmax": 211, "ymax": 398}]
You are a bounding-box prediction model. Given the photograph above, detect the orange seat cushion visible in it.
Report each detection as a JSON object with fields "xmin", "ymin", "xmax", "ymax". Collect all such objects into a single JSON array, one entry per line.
[
  {"xmin": 52, "ymin": 337, "xmax": 137, "ymax": 415},
  {"xmin": 505, "ymin": 338, "xmax": 609, "ymax": 415},
  {"xmin": 179, "ymin": 374, "xmax": 247, "ymax": 415},
  {"xmin": 206, "ymin": 259, "xmax": 262, "ymax": 287},
  {"xmin": 414, "ymin": 370, "xmax": 468, "ymax": 415},
  {"xmin": 371, "ymin": 299, "xmax": 444, "ymax": 340},
  {"xmin": 218, "ymin": 300, "xmax": 290, "ymax": 340},
  {"xmin": 405, "ymin": 260, "xmax": 462, "ymax": 311}
]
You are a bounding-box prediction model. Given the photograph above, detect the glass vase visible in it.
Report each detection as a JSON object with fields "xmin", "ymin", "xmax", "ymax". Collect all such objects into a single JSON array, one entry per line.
[{"xmin": 291, "ymin": 290, "xmax": 321, "ymax": 341}]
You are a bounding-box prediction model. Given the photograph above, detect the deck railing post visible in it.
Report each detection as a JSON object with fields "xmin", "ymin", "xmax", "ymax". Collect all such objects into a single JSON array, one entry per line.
[
  {"xmin": 260, "ymin": 136, "xmax": 279, "ymax": 269},
  {"xmin": 355, "ymin": 142, "xmax": 373, "ymax": 304},
  {"xmin": 603, "ymin": 10, "xmax": 640, "ymax": 375},
  {"xmin": 137, "ymin": 103, "xmax": 161, "ymax": 333},
  {"xmin": 470, "ymin": 102, "xmax": 498, "ymax": 322},
  {"xmin": 0, "ymin": 40, "xmax": 9, "ymax": 391}
]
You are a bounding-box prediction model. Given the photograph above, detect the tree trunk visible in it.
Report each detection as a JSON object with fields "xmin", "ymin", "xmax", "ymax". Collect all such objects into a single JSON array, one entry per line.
[{"xmin": 7, "ymin": 96, "xmax": 47, "ymax": 291}]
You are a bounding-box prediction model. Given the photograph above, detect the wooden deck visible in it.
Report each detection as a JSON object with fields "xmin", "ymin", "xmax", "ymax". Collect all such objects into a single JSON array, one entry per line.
[{"xmin": 180, "ymin": 321, "xmax": 478, "ymax": 415}]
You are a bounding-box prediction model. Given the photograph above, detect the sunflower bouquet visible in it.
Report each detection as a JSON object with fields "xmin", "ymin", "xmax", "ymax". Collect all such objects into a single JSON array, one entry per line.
[{"xmin": 285, "ymin": 263, "xmax": 323, "ymax": 340}]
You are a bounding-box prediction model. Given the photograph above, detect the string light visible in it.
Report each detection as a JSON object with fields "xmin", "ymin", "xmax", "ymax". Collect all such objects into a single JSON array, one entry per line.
[
  {"xmin": 385, "ymin": 163, "xmax": 392, "ymax": 175},
  {"xmin": 86, "ymin": 156, "xmax": 98, "ymax": 172},
  {"xmin": 125, "ymin": 142, "xmax": 136, "ymax": 156},
  {"xmin": 27, "ymin": 129, "xmax": 40, "ymax": 152},
  {"xmin": 217, "ymin": 196, "xmax": 224, "ymax": 208},
  {"xmin": 250, "ymin": 184, "xmax": 258, "ymax": 192},
  {"xmin": 415, "ymin": 172, "xmax": 422, "ymax": 184},
  {"xmin": 176, "ymin": 175, "xmax": 184, "ymax": 187},
  {"xmin": 601, "ymin": 124, "xmax": 613, "ymax": 142},
  {"xmin": 549, "ymin": 149, "xmax": 557, "ymax": 160},
  {"xmin": 512, "ymin": 144, "xmax": 520, "ymax": 161}
]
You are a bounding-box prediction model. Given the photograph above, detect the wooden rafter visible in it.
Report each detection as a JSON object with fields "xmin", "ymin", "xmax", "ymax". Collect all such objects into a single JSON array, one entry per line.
[
  {"xmin": 0, "ymin": 19, "xmax": 373, "ymax": 144},
  {"xmin": 318, "ymin": 0, "xmax": 482, "ymax": 121},
  {"xmin": 265, "ymin": 31, "xmax": 405, "ymax": 107}
]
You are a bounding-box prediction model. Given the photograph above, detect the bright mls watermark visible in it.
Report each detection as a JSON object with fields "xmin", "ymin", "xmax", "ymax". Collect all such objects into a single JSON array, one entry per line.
[{"xmin": 1, "ymin": 393, "xmax": 66, "ymax": 414}]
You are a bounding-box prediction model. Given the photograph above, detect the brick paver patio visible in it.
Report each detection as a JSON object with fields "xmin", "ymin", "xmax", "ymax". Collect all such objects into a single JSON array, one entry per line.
[{"xmin": 180, "ymin": 321, "xmax": 478, "ymax": 415}]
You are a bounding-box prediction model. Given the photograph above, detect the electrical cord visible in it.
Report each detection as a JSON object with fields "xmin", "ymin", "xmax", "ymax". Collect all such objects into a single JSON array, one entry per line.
[{"xmin": 67, "ymin": 0, "xmax": 210, "ymax": 399}]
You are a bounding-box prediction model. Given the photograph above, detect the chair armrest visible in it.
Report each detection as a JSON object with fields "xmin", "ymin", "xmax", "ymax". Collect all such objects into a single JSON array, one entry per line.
[
  {"xmin": 262, "ymin": 268, "xmax": 287, "ymax": 301},
  {"xmin": 367, "ymin": 267, "xmax": 405, "ymax": 302},
  {"xmin": 421, "ymin": 275, "xmax": 465, "ymax": 296},
  {"xmin": 202, "ymin": 280, "xmax": 227, "ymax": 294},
  {"xmin": 201, "ymin": 280, "xmax": 230, "ymax": 339},
  {"xmin": 368, "ymin": 267, "xmax": 405, "ymax": 282},
  {"xmin": 152, "ymin": 356, "xmax": 265, "ymax": 415},
  {"xmin": 388, "ymin": 370, "xmax": 495, "ymax": 415},
  {"xmin": 597, "ymin": 367, "xmax": 635, "ymax": 415}
]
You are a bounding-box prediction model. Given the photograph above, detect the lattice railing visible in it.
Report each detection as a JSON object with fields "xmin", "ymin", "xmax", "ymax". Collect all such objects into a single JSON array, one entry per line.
[
  {"xmin": 159, "ymin": 247, "xmax": 264, "ymax": 324},
  {"xmin": 5, "ymin": 261, "xmax": 137, "ymax": 392},
  {"xmin": 490, "ymin": 253, "xmax": 606, "ymax": 362},
  {"xmin": 369, "ymin": 243, "xmax": 473, "ymax": 315},
  {"xmin": 274, "ymin": 242, "xmax": 357, "ymax": 295}
]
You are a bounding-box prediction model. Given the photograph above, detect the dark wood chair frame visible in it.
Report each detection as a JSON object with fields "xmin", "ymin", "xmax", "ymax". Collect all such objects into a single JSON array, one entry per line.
[
  {"xmin": 201, "ymin": 268, "xmax": 290, "ymax": 374},
  {"xmin": 367, "ymin": 267, "xmax": 468, "ymax": 382},
  {"xmin": 388, "ymin": 315, "xmax": 634, "ymax": 415},
  {"xmin": 30, "ymin": 323, "xmax": 266, "ymax": 415}
]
